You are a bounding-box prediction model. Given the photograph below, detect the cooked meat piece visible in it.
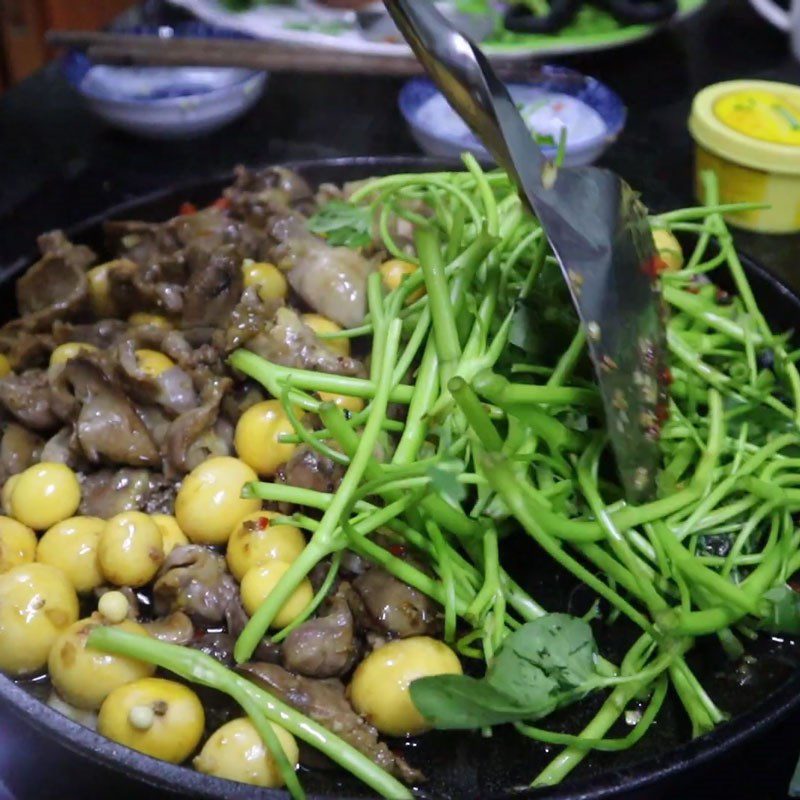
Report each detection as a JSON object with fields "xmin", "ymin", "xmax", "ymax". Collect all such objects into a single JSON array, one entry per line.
[
  {"xmin": 220, "ymin": 380, "xmax": 266, "ymax": 426},
  {"xmin": 239, "ymin": 663, "xmax": 423, "ymax": 784},
  {"xmin": 142, "ymin": 612, "xmax": 194, "ymax": 645},
  {"xmin": 223, "ymin": 595, "xmax": 250, "ymax": 640},
  {"xmin": 225, "ymin": 166, "xmax": 314, "ymax": 227},
  {"xmin": 276, "ymin": 445, "xmax": 345, "ymax": 495},
  {"xmin": 252, "ymin": 166, "xmax": 314, "ymax": 203},
  {"xmin": 48, "ymin": 351, "xmax": 114, "ymax": 421},
  {"xmin": 0, "ymin": 423, "xmax": 43, "ymax": 477},
  {"xmin": 76, "ymin": 388, "xmax": 160, "ymax": 466},
  {"xmin": 191, "ymin": 631, "xmax": 280, "ymax": 675},
  {"xmin": 148, "ymin": 362, "xmax": 198, "ymax": 417},
  {"xmin": 191, "ymin": 632, "xmax": 236, "ymax": 666},
  {"xmin": 141, "ymin": 471, "xmax": 178, "ymax": 514},
  {"xmin": 105, "ymin": 219, "xmax": 182, "ymax": 269},
  {"xmin": 14, "ymin": 232, "xmax": 93, "ymax": 332},
  {"xmin": 254, "ymin": 638, "xmax": 283, "ymax": 664},
  {"xmin": 52, "ymin": 358, "xmax": 160, "ymax": 467},
  {"xmin": 107, "ymin": 207, "xmax": 269, "ymax": 319},
  {"xmin": 352, "ymin": 567, "xmax": 440, "ymax": 638},
  {"xmin": 80, "ymin": 469, "xmax": 150, "ymax": 517},
  {"xmin": 0, "ymin": 370, "xmax": 58, "ymax": 431},
  {"xmin": 264, "ymin": 211, "xmax": 373, "ymax": 330},
  {"xmin": 52, "ymin": 319, "xmax": 128, "ymax": 349},
  {"xmin": 154, "ymin": 545, "xmax": 239, "ymax": 625},
  {"xmin": 134, "ymin": 405, "xmax": 171, "ymax": 452},
  {"xmin": 78, "ymin": 468, "xmax": 176, "ymax": 518},
  {"xmin": 162, "ymin": 376, "xmax": 232, "ymax": 475},
  {"xmin": 282, "ymin": 236, "xmax": 374, "ymax": 329},
  {"xmin": 172, "ymin": 327, "xmax": 218, "ymax": 350},
  {"xmin": 182, "ymin": 248, "xmax": 244, "ymax": 329},
  {"xmin": 114, "ymin": 326, "xmax": 224, "ymax": 386},
  {"xmin": 313, "ymin": 182, "xmax": 344, "ymax": 207},
  {"xmin": 172, "ymin": 207, "xmax": 264, "ymax": 259},
  {"xmin": 162, "ymin": 332, "xmax": 225, "ymax": 388},
  {"xmin": 116, "ymin": 340, "xmax": 198, "ymax": 416},
  {"xmin": 241, "ymin": 305, "xmax": 364, "ymax": 377},
  {"xmin": 340, "ymin": 550, "xmax": 370, "ymax": 578},
  {"xmin": 104, "ymin": 257, "xmax": 186, "ymax": 318},
  {"xmin": 217, "ymin": 287, "xmax": 281, "ymax": 354},
  {"xmin": 282, "ymin": 591, "xmax": 359, "ymax": 679},
  {"xmin": 40, "ymin": 427, "xmax": 85, "ymax": 469},
  {"xmin": 0, "ymin": 331, "xmax": 54, "ymax": 371}
]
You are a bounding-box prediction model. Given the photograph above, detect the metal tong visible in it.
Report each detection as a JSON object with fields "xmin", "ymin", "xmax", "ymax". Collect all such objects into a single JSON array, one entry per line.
[{"xmin": 385, "ymin": 0, "xmax": 670, "ymax": 502}]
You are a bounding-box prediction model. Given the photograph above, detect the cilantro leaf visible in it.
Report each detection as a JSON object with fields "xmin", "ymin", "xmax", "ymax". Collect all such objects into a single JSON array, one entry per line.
[
  {"xmin": 308, "ymin": 201, "xmax": 373, "ymax": 249},
  {"xmin": 409, "ymin": 674, "xmax": 544, "ymax": 729},
  {"xmin": 410, "ymin": 614, "xmax": 604, "ymax": 730}
]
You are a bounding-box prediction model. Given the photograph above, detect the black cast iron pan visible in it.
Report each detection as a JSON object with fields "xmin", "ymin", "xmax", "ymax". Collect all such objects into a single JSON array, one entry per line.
[{"xmin": 1, "ymin": 156, "xmax": 799, "ymax": 800}]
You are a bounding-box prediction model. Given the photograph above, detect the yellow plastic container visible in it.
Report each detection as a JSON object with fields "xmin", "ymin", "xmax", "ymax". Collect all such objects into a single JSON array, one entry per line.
[{"xmin": 688, "ymin": 80, "xmax": 800, "ymax": 233}]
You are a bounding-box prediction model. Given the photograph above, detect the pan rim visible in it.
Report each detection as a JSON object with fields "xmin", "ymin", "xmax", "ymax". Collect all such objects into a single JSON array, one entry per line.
[{"xmin": 1, "ymin": 154, "xmax": 798, "ymax": 800}]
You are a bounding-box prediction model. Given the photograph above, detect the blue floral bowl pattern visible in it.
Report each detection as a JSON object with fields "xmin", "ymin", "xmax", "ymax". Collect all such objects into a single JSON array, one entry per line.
[
  {"xmin": 399, "ymin": 65, "xmax": 627, "ymax": 167},
  {"xmin": 62, "ymin": 23, "xmax": 268, "ymax": 139}
]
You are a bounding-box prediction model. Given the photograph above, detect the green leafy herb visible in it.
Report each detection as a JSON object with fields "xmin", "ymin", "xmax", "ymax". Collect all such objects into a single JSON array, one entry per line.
[
  {"xmin": 427, "ymin": 462, "xmax": 467, "ymax": 507},
  {"xmin": 490, "ymin": 613, "xmax": 599, "ymax": 696},
  {"xmin": 410, "ymin": 614, "xmax": 604, "ymax": 729},
  {"xmin": 760, "ymin": 586, "xmax": 800, "ymax": 634},
  {"xmin": 534, "ymin": 132, "xmax": 557, "ymax": 147},
  {"xmin": 308, "ymin": 201, "xmax": 373, "ymax": 249}
]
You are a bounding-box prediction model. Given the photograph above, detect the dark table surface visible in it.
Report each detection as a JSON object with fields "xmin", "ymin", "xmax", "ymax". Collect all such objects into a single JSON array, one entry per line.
[{"xmin": 0, "ymin": 1, "xmax": 799, "ymax": 799}]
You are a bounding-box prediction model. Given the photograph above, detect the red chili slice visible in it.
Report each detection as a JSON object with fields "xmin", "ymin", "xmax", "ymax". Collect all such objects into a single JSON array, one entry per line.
[{"xmin": 641, "ymin": 255, "xmax": 669, "ymax": 279}]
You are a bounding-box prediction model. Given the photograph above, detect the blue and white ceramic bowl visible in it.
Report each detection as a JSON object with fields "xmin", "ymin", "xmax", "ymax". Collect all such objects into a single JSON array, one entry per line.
[
  {"xmin": 62, "ymin": 24, "xmax": 267, "ymax": 140},
  {"xmin": 399, "ymin": 66, "xmax": 627, "ymax": 168}
]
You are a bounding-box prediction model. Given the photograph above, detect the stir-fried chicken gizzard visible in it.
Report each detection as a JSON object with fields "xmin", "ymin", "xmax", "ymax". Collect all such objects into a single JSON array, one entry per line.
[{"xmin": 0, "ymin": 167, "xmax": 451, "ymax": 790}]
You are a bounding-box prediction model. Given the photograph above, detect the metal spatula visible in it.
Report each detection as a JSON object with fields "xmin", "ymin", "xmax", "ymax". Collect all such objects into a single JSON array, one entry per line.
[{"xmin": 384, "ymin": 0, "xmax": 670, "ymax": 503}]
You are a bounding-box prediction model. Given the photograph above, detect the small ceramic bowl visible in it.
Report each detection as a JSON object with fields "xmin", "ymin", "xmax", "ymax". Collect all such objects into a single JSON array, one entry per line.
[
  {"xmin": 62, "ymin": 24, "xmax": 267, "ymax": 140},
  {"xmin": 399, "ymin": 66, "xmax": 627, "ymax": 168}
]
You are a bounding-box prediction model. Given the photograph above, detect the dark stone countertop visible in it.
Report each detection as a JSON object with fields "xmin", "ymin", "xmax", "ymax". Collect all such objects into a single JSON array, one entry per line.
[{"xmin": 0, "ymin": 1, "xmax": 799, "ymax": 799}]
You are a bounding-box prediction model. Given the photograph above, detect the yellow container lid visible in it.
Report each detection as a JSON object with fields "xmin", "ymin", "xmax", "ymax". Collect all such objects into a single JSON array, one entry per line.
[{"xmin": 689, "ymin": 80, "xmax": 800, "ymax": 176}]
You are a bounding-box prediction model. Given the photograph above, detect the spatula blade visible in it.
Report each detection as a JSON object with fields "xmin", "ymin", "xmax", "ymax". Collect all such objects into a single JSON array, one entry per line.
[{"xmin": 532, "ymin": 168, "xmax": 670, "ymax": 502}]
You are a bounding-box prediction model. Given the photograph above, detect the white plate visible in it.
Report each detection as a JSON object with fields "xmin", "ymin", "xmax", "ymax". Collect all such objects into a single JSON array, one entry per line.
[{"xmin": 168, "ymin": 0, "xmax": 706, "ymax": 59}]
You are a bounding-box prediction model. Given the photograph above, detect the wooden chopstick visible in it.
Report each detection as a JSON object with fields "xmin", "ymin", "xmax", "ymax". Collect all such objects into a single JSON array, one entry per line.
[
  {"xmin": 47, "ymin": 29, "xmax": 535, "ymax": 78},
  {"xmin": 85, "ymin": 44, "xmax": 424, "ymax": 76},
  {"xmin": 48, "ymin": 30, "xmax": 310, "ymax": 53},
  {"xmin": 48, "ymin": 30, "xmax": 422, "ymax": 76}
]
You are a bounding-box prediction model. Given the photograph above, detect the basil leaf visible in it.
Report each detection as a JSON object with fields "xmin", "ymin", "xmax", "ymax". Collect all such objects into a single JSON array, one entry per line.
[
  {"xmin": 410, "ymin": 613, "xmax": 603, "ymax": 730},
  {"xmin": 307, "ymin": 201, "xmax": 373, "ymax": 249},
  {"xmin": 410, "ymin": 675, "xmax": 549, "ymax": 729},
  {"xmin": 488, "ymin": 614, "xmax": 599, "ymax": 699}
]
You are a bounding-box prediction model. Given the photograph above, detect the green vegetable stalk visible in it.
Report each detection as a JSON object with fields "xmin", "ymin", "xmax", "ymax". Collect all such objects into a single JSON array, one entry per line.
[
  {"xmin": 207, "ymin": 159, "xmax": 800, "ymax": 794},
  {"xmin": 88, "ymin": 627, "xmax": 412, "ymax": 800}
]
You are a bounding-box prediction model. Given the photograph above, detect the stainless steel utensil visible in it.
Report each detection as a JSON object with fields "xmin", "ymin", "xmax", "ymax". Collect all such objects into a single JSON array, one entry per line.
[
  {"xmin": 384, "ymin": 0, "xmax": 670, "ymax": 502},
  {"xmin": 356, "ymin": 1, "xmax": 495, "ymax": 43}
]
